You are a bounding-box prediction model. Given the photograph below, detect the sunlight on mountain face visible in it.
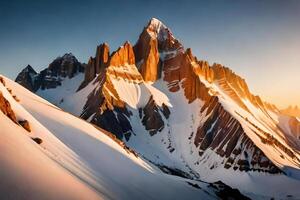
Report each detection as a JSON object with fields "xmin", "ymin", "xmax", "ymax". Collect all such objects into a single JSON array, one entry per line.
[
  {"xmin": 1, "ymin": 0, "xmax": 300, "ymax": 198},
  {"xmin": 1, "ymin": 17, "xmax": 297, "ymax": 200}
]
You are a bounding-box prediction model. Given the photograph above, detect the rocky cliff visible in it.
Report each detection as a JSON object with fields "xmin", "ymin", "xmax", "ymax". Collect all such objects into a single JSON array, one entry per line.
[{"xmin": 16, "ymin": 53, "xmax": 85, "ymax": 92}]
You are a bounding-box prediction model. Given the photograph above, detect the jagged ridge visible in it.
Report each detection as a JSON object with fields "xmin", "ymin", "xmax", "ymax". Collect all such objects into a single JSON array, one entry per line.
[{"xmin": 15, "ymin": 17, "xmax": 300, "ymax": 198}]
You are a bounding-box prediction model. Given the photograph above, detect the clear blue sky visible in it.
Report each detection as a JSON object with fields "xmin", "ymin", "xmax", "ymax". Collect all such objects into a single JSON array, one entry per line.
[{"xmin": 0, "ymin": 0, "xmax": 299, "ymax": 107}]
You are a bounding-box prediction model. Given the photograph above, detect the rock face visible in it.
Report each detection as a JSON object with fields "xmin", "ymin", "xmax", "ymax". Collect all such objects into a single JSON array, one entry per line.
[
  {"xmin": 18, "ymin": 120, "xmax": 31, "ymax": 132},
  {"xmin": 110, "ymin": 41, "xmax": 135, "ymax": 66},
  {"xmin": 134, "ymin": 18, "xmax": 182, "ymax": 82},
  {"xmin": 140, "ymin": 96, "xmax": 167, "ymax": 136},
  {"xmin": 31, "ymin": 137, "xmax": 43, "ymax": 144},
  {"xmin": 134, "ymin": 23, "xmax": 160, "ymax": 82},
  {"xmin": 95, "ymin": 43, "xmax": 110, "ymax": 73},
  {"xmin": 209, "ymin": 181, "xmax": 251, "ymax": 200},
  {"xmin": 15, "ymin": 53, "xmax": 85, "ymax": 92},
  {"xmin": 47, "ymin": 53, "xmax": 84, "ymax": 78},
  {"xmin": 0, "ymin": 76, "xmax": 5, "ymax": 86},
  {"xmin": 194, "ymin": 96, "xmax": 280, "ymax": 173},
  {"xmin": 163, "ymin": 48, "xmax": 206, "ymax": 103},
  {"xmin": 80, "ymin": 41, "xmax": 135, "ymax": 90},
  {"xmin": 39, "ymin": 53, "xmax": 84, "ymax": 90},
  {"xmin": 80, "ymin": 42, "xmax": 140, "ymax": 140},
  {"xmin": 0, "ymin": 92, "xmax": 17, "ymax": 124},
  {"xmin": 80, "ymin": 43, "xmax": 110, "ymax": 89},
  {"xmin": 15, "ymin": 65, "xmax": 39, "ymax": 92}
]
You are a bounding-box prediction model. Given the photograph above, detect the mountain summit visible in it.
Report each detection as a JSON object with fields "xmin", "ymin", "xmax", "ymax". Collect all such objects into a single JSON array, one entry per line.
[
  {"xmin": 16, "ymin": 53, "xmax": 85, "ymax": 92},
  {"xmin": 14, "ymin": 18, "xmax": 300, "ymax": 199}
]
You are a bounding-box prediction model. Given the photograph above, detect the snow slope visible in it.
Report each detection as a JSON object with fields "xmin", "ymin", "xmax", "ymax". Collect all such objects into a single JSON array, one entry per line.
[
  {"xmin": 1, "ymin": 75, "xmax": 223, "ymax": 200},
  {"xmin": 0, "ymin": 112, "xmax": 102, "ymax": 200}
]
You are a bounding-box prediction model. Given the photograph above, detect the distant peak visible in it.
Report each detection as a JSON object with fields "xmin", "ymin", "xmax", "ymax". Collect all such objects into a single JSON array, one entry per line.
[
  {"xmin": 53, "ymin": 53, "xmax": 79, "ymax": 63},
  {"xmin": 23, "ymin": 65, "xmax": 37, "ymax": 74},
  {"xmin": 25, "ymin": 64, "xmax": 34, "ymax": 70},
  {"xmin": 62, "ymin": 53, "xmax": 75, "ymax": 59}
]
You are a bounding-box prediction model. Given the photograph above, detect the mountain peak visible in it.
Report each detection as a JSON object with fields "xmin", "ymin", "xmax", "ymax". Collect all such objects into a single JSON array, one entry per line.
[
  {"xmin": 110, "ymin": 41, "xmax": 135, "ymax": 66},
  {"xmin": 15, "ymin": 65, "xmax": 38, "ymax": 91},
  {"xmin": 59, "ymin": 53, "xmax": 78, "ymax": 63},
  {"xmin": 63, "ymin": 52, "xmax": 74, "ymax": 57},
  {"xmin": 146, "ymin": 18, "xmax": 170, "ymax": 41},
  {"xmin": 22, "ymin": 64, "xmax": 37, "ymax": 74},
  {"xmin": 148, "ymin": 18, "xmax": 165, "ymax": 29}
]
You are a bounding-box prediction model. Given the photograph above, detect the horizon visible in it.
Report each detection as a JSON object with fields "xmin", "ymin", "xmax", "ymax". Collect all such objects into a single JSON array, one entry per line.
[{"xmin": 0, "ymin": 0, "xmax": 299, "ymax": 108}]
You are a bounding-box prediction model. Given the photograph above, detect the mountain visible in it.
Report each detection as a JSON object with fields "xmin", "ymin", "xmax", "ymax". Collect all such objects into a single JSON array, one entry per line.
[
  {"xmin": 15, "ymin": 53, "xmax": 85, "ymax": 92},
  {"xmin": 281, "ymin": 105, "xmax": 300, "ymax": 117},
  {"xmin": 1, "ymin": 75, "xmax": 252, "ymax": 200},
  {"xmin": 15, "ymin": 65, "xmax": 39, "ymax": 91},
  {"xmin": 15, "ymin": 18, "xmax": 300, "ymax": 199}
]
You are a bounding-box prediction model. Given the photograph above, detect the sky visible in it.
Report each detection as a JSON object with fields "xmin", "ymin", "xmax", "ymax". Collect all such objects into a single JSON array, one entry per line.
[{"xmin": 0, "ymin": 0, "xmax": 299, "ymax": 108}]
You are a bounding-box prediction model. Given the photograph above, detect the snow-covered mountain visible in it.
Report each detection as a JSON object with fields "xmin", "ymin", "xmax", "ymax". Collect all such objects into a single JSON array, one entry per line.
[
  {"xmin": 15, "ymin": 53, "xmax": 85, "ymax": 92},
  {"xmin": 14, "ymin": 18, "xmax": 300, "ymax": 199},
  {"xmin": 1, "ymin": 75, "xmax": 252, "ymax": 200}
]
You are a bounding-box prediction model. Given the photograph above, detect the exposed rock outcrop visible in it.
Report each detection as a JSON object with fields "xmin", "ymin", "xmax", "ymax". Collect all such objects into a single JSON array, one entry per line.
[
  {"xmin": 16, "ymin": 54, "xmax": 85, "ymax": 91},
  {"xmin": 140, "ymin": 96, "xmax": 165, "ymax": 136},
  {"xmin": 163, "ymin": 48, "xmax": 208, "ymax": 103},
  {"xmin": 80, "ymin": 74, "xmax": 132, "ymax": 141},
  {"xmin": 146, "ymin": 18, "xmax": 182, "ymax": 52},
  {"xmin": 95, "ymin": 43, "xmax": 110, "ymax": 73},
  {"xmin": 18, "ymin": 120, "xmax": 31, "ymax": 132},
  {"xmin": 79, "ymin": 42, "xmax": 137, "ymax": 92},
  {"xmin": 79, "ymin": 43, "xmax": 110, "ymax": 90},
  {"xmin": 194, "ymin": 96, "xmax": 281, "ymax": 173},
  {"xmin": 0, "ymin": 92, "xmax": 17, "ymax": 124},
  {"xmin": 0, "ymin": 76, "xmax": 5, "ymax": 86},
  {"xmin": 15, "ymin": 65, "xmax": 39, "ymax": 92},
  {"xmin": 80, "ymin": 42, "xmax": 139, "ymax": 140},
  {"xmin": 134, "ymin": 18, "xmax": 182, "ymax": 82},
  {"xmin": 31, "ymin": 137, "xmax": 43, "ymax": 144},
  {"xmin": 39, "ymin": 53, "xmax": 84, "ymax": 90},
  {"xmin": 134, "ymin": 24, "xmax": 160, "ymax": 82},
  {"xmin": 110, "ymin": 41, "xmax": 135, "ymax": 66},
  {"xmin": 209, "ymin": 181, "xmax": 251, "ymax": 200}
]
